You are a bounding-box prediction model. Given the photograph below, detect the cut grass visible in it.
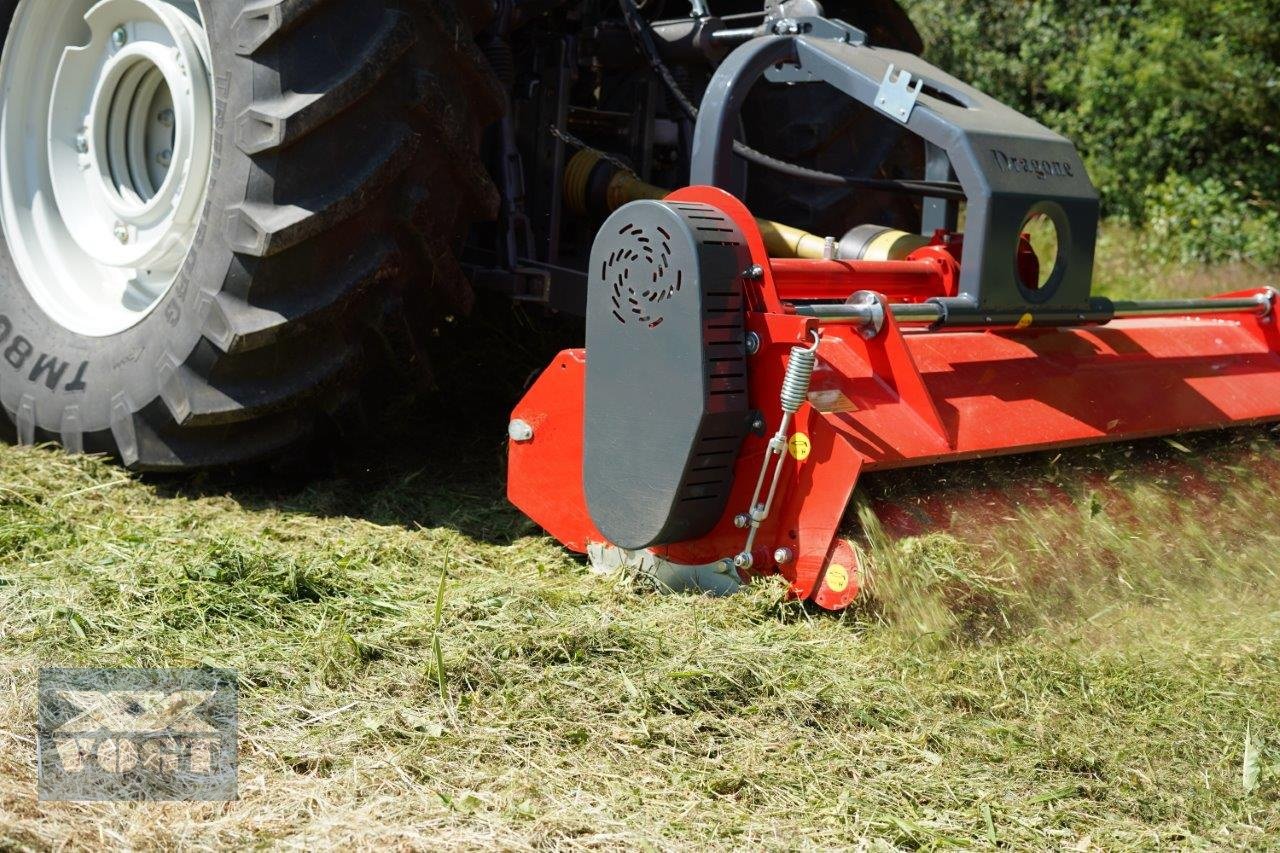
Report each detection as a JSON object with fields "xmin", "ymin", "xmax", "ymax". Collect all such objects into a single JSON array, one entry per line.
[
  {"xmin": 1, "ymin": 228, "xmax": 1279, "ymax": 848},
  {"xmin": 1, "ymin": 439, "xmax": 1278, "ymax": 849}
]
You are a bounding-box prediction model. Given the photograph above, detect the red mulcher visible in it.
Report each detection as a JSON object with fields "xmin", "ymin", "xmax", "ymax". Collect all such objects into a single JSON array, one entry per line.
[{"xmin": 507, "ymin": 34, "xmax": 1280, "ymax": 611}]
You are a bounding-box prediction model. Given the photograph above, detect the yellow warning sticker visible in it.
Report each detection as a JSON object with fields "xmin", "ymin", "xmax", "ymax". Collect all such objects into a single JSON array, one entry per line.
[
  {"xmin": 787, "ymin": 433, "xmax": 811, "ymax": 461},
  {"xmin": 1016, "ymin": 312, "xmax": 1034, "ymax": 330},
  {"xmin": 825, "ymin": 563, "xmax": 850, "ymax": 593}
]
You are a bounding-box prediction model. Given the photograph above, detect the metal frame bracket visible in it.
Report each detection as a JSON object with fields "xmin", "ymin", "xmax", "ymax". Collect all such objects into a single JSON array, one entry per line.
[
  {"xmin": 690, "ymin": 35, "xmax": 1103, "ymax": 325},
  {"xmin": 763, "ymin": 17, "xmax": 866, "ymax": 83}
]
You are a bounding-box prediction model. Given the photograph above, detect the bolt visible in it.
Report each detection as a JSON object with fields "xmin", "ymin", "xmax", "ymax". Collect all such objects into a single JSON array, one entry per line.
[
  {"xmin": 111, "ymin": 27, "xmax": 128, "ymax": 49},
  {"xmin": 1262, "ymin": 287, "xmax": 1278, "ymax": 320},
  {"xmin": 773, "ymin": 547, "xmax": 795, "ymax": 565},
  {"xmin": 745, "ymin": 331, "xmax": 760, "ymax": 355},
  {"xmin": 751, "ymin": 415, "xmax": 766, "ymax": 432},
  {"xmin": 508, "ymin": 419, "xmax": 534, "ymax": 442},
  {"xmin": 75, "ymin": 132, "xmax": 88, "ymax": 154},
  {"xmin": 743, "ymin": 264, "xmax": 764, "ymax": 281},
  {"xmin": 823, "ymin": 236, "xmax": 836, "ymax": 261},
  {"xmin": 158, "ymin": 109, "xmax": 175, "ymax": 127},
  {"xmin": 733, "ymin": 514, "xmax": 750, "ymax": 529},
  {"xmin": 113, "ymin": 222, "xmax": 129, "ymax": 244},
  {"xmin": 156, "ymin": 148, "xmax": 172, "ymax": 167},
  {"xmin": 733, "ymin": 552, "xmax": 754, "ymax": 570}
]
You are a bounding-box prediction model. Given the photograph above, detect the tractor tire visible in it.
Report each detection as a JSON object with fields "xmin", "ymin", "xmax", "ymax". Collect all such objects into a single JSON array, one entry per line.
[{"xmin": 0, "ymin": 0, "xmax": 503, "ymax": 469}]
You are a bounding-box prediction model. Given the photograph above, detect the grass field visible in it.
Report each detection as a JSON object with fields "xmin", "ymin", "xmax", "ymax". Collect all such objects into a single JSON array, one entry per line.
[{"xmin": 1, "ymin": 231, "xmax": 1279, "ymax": 849}]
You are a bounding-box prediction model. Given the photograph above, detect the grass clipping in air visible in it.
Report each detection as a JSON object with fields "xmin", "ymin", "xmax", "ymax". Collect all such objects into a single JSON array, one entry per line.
[{"xmin": 853, "ymin": 429, "xmax": 1280, "ymax": 642}]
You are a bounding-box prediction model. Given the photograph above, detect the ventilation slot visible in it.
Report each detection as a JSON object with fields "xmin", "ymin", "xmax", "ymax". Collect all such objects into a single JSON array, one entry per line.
[{"xmin": 600, "ymin": 221, "xmax": 684, "ymax": 329}]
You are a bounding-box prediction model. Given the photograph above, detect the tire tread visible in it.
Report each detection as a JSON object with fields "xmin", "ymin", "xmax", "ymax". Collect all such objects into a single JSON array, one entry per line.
[{"xmin": 121, "ymin": 0, "xmax": 499, "ymax": 468}]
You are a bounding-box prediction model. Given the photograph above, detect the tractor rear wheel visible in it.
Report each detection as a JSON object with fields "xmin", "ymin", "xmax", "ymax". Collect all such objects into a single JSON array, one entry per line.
[{"xmin": 0, "ymin": 0, "xmax": 502, "ymax": 468}]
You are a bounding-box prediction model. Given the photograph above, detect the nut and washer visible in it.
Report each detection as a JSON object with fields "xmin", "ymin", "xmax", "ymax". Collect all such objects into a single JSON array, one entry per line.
[
  {"xmin": 773, "ymin": 547, "xmax": 795, "ymax": 565},
  {"xmin": 508, "ymin": 419, "xmax": 534, "ymax": 442},
  {"xmin": 745, "ymin": 331, "xmax": 761, "ymax": 355},
  {"xmin": 1261, "ymin": 286, "xmax": 1278, "ymax": 319}
]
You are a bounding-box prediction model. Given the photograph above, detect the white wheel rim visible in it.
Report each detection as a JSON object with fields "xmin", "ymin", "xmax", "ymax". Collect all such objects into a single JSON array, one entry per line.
[{"xmin": 0, "ymin": 0, "xmax": 212, "ymax": 337}]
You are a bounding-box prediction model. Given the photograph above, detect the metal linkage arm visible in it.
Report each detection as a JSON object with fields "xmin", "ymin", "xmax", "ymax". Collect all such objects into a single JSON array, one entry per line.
[{"xmin": 689, "ymin": 32, "xmax": 1106, "ymax": 327}]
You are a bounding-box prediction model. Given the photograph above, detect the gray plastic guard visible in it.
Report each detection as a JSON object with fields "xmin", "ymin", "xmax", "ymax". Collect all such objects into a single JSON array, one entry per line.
[
  {"xmin": 584, "ymin": 200, "xmax": 751, "ymax": 550},
  {"xmin": 691, "ymin": 35, "xmax": 1111, "ymax": 326}
]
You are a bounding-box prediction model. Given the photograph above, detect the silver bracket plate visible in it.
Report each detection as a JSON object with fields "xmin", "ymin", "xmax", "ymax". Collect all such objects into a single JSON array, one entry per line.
[{"xmin": 874, "ymin": 63, "xmax": 923, "ymax": 124}]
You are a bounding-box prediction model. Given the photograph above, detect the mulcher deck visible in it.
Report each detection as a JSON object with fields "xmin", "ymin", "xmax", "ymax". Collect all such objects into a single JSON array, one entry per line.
[{"xmin": 508, "ymin": 188, "xmax": 1280, "ymax": 611}]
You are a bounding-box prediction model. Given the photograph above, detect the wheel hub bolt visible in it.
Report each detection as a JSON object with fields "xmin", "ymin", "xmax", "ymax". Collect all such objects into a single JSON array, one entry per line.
[
  {"xmin": 75, "ymin": 133, "xmax": 88, "ymax": 154},
  {"xmin": 111, "ymin": 27, "xmax": 128, "ymax": 49},
  {"xmin": 158, "ymin": 109, "xmax": 175, "ymax": 127},
  {"xmin": 157, "ymin": 149, "xmax": 172, "ymax": 167},
  {"xmin": 114, "ymin": 222, "xmax": 129, "ymax": 244}
]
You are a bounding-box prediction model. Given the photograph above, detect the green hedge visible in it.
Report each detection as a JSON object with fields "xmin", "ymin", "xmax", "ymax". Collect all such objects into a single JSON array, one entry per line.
[{"xmin": 900, "ymin": 0, "xmax": 1280, "ymax": 265}]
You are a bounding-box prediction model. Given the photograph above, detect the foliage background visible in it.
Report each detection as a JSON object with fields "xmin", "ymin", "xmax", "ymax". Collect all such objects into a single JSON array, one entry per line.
[{"xmin": 900, "ymin": 0, "xmax": 1280, "ymax": 266}]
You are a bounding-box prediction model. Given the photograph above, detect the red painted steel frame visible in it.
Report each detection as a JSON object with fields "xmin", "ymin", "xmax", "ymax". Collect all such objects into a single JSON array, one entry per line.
[
  {"xmin": 771, "ymin": 256, "xmax": 957, "ymax": 303},
  {"xmin": 507, "ymin": 186, "xmax": 1280, "ymax": 610}
]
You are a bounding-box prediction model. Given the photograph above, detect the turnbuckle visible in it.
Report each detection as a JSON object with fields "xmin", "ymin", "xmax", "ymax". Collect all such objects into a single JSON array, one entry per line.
[{"xmin": 731, "ymin": 330, "xmax": 821, "ymax": 570}]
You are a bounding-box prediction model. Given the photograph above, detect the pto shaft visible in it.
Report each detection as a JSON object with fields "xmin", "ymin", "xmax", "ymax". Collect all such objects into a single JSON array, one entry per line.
[{"xmin": 565, "ymin": 149, "xmax": 832, "ymax": 259}]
